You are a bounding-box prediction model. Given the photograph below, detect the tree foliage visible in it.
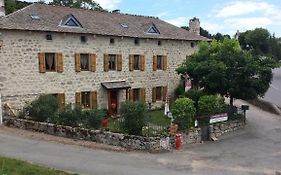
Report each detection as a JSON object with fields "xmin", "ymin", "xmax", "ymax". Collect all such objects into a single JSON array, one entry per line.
[
  {"xmin": 176, "ymin": 39, "xmax": 278, "ymax": 107},
  {"xmin": 120, "ymin": 101, "xmax": 147, "ymax": 136},
  {"xmin": 4, "ymin": 0, "xmax": 31, "ymax": 15},
  {"xmin": 50, "ymin": 0, "xmax": 105, "ymax": 11},
  {"xmin": 239, "ymin": 28, "xmax": 281, "ymax": 61},
  {"xmin": 170, "ymin": 98, "xmax": 196, "ymax": 130}
]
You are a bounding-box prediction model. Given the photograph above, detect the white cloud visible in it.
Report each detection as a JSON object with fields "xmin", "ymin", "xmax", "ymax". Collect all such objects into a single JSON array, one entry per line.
[
  {"xmin": 165, "ymin": 17, "xmax": 187, "ymax": 27},
  {"xmin": 201, "ymin": 21, "xmax": 223, "ymax": 34},
  {"xmin": 225, "ymin": 17, "xmax": 272, "ymax": 30},
  {"xmin": 95, "ymin": 0, "xmax": 121, "ymax": 10},
  {"xmin": 215, "ymin": 1, "xmax": 275, "ymax": 18}
]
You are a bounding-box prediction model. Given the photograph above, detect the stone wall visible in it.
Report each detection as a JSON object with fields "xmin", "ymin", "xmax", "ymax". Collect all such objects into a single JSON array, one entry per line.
[
  {"xmin": 0, "ymin": 30, "xmax": 198, "ymax": 112},
  {"xmin": 209, "ymin": 118, "xmax": 246, "ymax": 138},
  {"xmin": 3, "ymin": 117, "xmax": 170, "ymax": 152}
]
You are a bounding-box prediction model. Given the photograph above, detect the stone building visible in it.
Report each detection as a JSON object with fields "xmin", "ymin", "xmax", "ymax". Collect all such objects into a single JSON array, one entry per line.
[{"xmin": 0, "ymin": 3, "xmax": 208, "ymax": 116}]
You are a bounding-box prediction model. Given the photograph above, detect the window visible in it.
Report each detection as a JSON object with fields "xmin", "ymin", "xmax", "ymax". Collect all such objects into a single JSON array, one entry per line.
[
  {"xmin": 129, "ymin": 55, "xmax": 145, "ymax": 71},
  {"xmin": 109, "ymin": 54, "xmax": 117, "ymax": 70},
  {"xmin": 129, "ymin": 88, "xmax": 146, "ymax": 102},
  {"xmin": 133, "ymin": 55, "xmax": 140, "ymax": 70},
  {"xmin": 75, "ymin": 91, "xmax": 97, "ymax": 109},
  {"xmin": 152, "ymin": 86, "xmax": 167, "ymax": 102},
  {"xmin": 80, "ymin": 36, "xmax": 87, "ymax": 43},
  {"xmin": 104, "ymin": 54, "xmax": 122, "ymax": 72},
  {"xmin": 46, "ymin": 34, "xmax": 52, "ymax": 40},
  {"xmin": 133, "ymin": 89, "xmax": 140, "ymax": 101},
  {"xmin": 61, "ymin": 14, "xmax": 82, "ymax": 28},
  {"xmin": 81, "ymin": 92, "xmax": 91, "ymax": 109},
  {"xmin": 110, "ymin": 38, "xmax": 115, "ymax": 44},
  {"xmin": 134, "ymin": 38, "xmax": 139, "ymax": 45},
  {"xmin": 191, "ymin": 42, "xmax": 195, "ymax": 48},
  {"xmin": 75, "ymin": 53, "xmax": 96, "ymax": 72},
  {"xmin": 158, "ymin": 40, "xmax": 162, "ymax": 46},
  {"xmin": 51, "ymin": 93, "xmax": 65, "ymax": 108},
  {"xmin": 45, "ymin": 53, "xmax": 56, "ymax": 71},
  {"xmin": 146, "ymin": 24, "xmax": 160, "ymax": 34},
  {"xmin": 153, "ymin": 55, "xmax": 167, "ymax": 71},
  {"xmin": 80, "ymin": 54, "xmax": 90, "ymax": 71},
  {"xmin": 38, "ymin": 52, "xmax": 63, "ymax": 73},
  {"xmin": 156, "ymin": 55, "xmax": 163, "ymax": 70}
]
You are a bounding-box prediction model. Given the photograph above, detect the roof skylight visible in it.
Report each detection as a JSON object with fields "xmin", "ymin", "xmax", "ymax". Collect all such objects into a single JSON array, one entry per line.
[{"xmin": 120, "ymin": 23, "xmax": 128, "ymax": 28}]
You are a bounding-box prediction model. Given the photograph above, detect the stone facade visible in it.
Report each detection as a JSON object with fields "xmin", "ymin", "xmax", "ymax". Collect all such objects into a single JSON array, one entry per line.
[{"xmin": 0, "ymin": 30, "xmax": 198, "ymax": 112}]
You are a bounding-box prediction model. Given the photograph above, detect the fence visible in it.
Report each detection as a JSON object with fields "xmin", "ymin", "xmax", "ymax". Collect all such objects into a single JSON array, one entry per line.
[{"xmin": 108, "ymin": 117, "xmax": 169, "ymax": 137}]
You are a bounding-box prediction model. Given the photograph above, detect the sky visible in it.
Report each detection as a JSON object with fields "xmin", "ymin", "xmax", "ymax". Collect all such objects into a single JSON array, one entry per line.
[{"xmin": 22, "ymin": 0, "xmax": 281, "ymax": 37}]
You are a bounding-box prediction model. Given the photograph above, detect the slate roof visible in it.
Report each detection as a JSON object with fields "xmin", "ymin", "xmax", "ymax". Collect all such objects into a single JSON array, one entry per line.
[{"xmin": 0, "ymin": 3, "xmax": 209, "ymax": 41}]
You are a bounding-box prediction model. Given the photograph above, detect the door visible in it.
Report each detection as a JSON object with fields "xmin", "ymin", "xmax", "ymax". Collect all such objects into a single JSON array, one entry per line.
[{"xmin": 108, "ymin": 90, "xmax": 118, "ymax": 117}]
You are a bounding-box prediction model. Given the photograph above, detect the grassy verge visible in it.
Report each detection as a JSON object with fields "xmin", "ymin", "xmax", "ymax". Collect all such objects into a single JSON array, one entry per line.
[
  {"xmin": 147, "ymin": 110, "xmax": 171, "ymax": 126},
  {"xmin": 0, "ymin": 156, "xmax": 77, "ymax": 175}
]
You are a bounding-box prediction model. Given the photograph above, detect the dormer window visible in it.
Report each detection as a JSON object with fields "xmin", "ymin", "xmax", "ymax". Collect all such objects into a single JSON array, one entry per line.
[
  {"xmin": 61, "ymin": 14, "xmax": 82, "ymax": 28},
  {"xmin": 146, "ymin": 24, "xmax": 160, "ymax": 35}
]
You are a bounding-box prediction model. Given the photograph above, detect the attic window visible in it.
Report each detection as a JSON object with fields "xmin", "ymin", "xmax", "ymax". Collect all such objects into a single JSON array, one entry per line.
[
  {"xmin": 61, "ymin": 15, "xmax": 82, "ymax": 28},
  {"xmin": 31, "ymin": 15, "xmax": 40, "ymax": 20},
  {"xmin": 121, "ymin": 23, "xmax": 128, "ymax": 28},
  {"xmin": 146, "ymin": 24, "xmax": 160, "ymax": 34}
]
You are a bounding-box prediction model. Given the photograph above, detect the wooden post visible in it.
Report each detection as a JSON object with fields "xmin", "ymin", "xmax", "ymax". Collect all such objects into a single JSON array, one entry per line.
[{"xmin": 126, "ymin": 89, "xmax": 128, "ymax": 100}]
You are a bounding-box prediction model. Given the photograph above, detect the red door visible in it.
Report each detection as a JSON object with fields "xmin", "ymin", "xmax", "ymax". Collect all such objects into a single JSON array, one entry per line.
[{"xmin": 108, "ymin": 90, "xmax": 118, "ymax": 117}]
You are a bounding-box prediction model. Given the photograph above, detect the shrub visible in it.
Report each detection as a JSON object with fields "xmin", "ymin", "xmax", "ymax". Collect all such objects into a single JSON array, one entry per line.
[
  {"xmin": 55, "ymin": 104, "xmax": 83, "ymax": 127},
  {"xmin": 81, "ymin": 108, "xmax": 107, "ymax": 129},
  {"xmin": 120, "ymin": 101, "xmax": 147, "ymax": 135},
  {"xmin": 184, "ymin": 89, "xmax": 207, "ymax": 110},
  {"xmin": 174, "ymin": 84, "xmax": 185, "ymax": 98},
  {"xmin": 25, "ymin": 95, "xmax": 59, "ymax": 122},
  {"xmin": 198, "ymin": 95, "xmax": 226, "ymax": 115},
  {"xmin": 170, "ymin": 98, "xmax": 196, "ymax": 131}
]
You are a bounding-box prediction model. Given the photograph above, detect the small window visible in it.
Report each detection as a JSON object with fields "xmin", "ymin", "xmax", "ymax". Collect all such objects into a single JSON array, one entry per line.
[
  {"xmin": 80, "ymin": 54, "xmax": 90, "ymax": 71},
  {"xmin": 61, "ymin": 15, "xmax": 82, "ymax": 28},
  {"xmin": 133, "ymin": 55, "xmax": 141, "ymax": 70},
  {"xmin": 109, "ymin": 54, "xmax": 117, "ymax": 70},
  {"xmin": 158, "ymin": 40, "xmax": 162, "ymax": 46},
  {"xmin": 45, "ymin": 53, "xmax": 56, "ymax": 72},
  {"xmin": 110, "ymin": 38, "xmax": 115, "ymax": 44},
  {"xmin": 191, "ymin": 42, "xmax": 195, "ymax": 48},
  {"xmin": 81, "ymin": 91, "xmax": 91, "ymax": 109},
  {"xmin": 134, "ymin": 38, "xmax": 139, "ymax": 45},
  {"xmin": 46, "ymin": 34, "xmax": 52, "ymax": 40},
  {"xmin": 156, "ymin": 87, "xmax": 162, "ymax": 101},
  {"xmin": 133, "ymin": 89, "xmax": 141, "ymax": 101},
  {"xmin": 80, "ymin": 36, "xmax": 87, "ymax": 43},
  {"xmin": 157, "ymin": 55, "xmax": 164, "ymax": 70},
  {"xmin": 121, "ymin": 23, "xmax": 128, "ymax": 28}
]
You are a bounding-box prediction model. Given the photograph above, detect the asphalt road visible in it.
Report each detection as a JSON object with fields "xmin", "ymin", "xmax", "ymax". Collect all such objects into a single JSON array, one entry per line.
[
  {"xmin": 264, "ymin": 68, "xmax": 281, "ymax": 107},
  {"xmin": 0, "ymin": 101, "xmax": 281, "ymax": 175}
]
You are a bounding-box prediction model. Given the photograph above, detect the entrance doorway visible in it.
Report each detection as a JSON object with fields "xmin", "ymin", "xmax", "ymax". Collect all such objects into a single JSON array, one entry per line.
[{"xmin": 108, "ymin": 90, "xmax": 118, "ymax": 117}]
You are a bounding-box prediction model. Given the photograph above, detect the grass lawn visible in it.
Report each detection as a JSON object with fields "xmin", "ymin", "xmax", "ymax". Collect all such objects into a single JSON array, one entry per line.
[
  {"xmin": 0, "ymin": 156, "xmax": 77, "ymax": 175},
  {"xmin": 147, "ymin": 110, "xmax": 171, "ymax": 126}
]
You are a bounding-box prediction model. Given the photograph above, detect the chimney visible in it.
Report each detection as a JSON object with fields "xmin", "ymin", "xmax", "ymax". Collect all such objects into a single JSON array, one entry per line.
[
  {"xmin": 189, "ymin": 17, "xmax": 200, "ymax": 35},
  {"xmin": 0, "ymin": 0, "xmax": 5, "ymax": 17}
]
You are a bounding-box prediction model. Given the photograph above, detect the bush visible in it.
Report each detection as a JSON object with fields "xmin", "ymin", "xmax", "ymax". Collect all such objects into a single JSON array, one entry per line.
[
  {"xmin": 120, "ymin": 101, "xmax": 147, "ymax": 135},
  {"xmin": 170, "ymin": 98, "xmax": 196, "ymax": 131},
  {"xmin": 81, "ymin": 108, "xmax": 107, "ymax": 129},
  {"xmin": 54, "ymin": 104, "xmax": 83, "ymax": 127},
  {"xmin": 174, "ymin": 84, "xmax": 185, "ymax": 98},
  {"xmin": 198, "ymin": 95, "xmax": 226, "ymax": 115},
  {"xmin": 25, "ymin": 95, "xmax": 59, "ymax": 122},
  {"xmin": 184, "ymin": 89, "xmax": 207, "ymax": 113}
]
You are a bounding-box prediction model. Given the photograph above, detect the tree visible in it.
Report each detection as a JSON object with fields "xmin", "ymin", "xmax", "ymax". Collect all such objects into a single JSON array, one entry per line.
[
  {"xmin": 176, "ymin": 39, "xmax": 278, "ymax": 108},
  {"xmin": 4, "ymin": 0, "xmax": 32, "ymax": 14},
  {"xmin": 238, "ymin": 28, "xmax": 281, "ymax": 61},
  {"xmin": 181, "ymin": 26, "xmax": 212, "ymax": 39},
  {"xmin": 50, "ymin": 0, "xmax": 105, "ymax": 11}
]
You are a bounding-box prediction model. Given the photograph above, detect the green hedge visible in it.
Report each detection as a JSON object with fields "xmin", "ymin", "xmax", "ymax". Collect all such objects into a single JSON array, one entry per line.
[
  {"xmin": 170, "ymin": 98, "xmax": 196, "ymax": 130},
  {"xmin": 198, "ymin": 95, "xmax": 226, "ymax": 115}
]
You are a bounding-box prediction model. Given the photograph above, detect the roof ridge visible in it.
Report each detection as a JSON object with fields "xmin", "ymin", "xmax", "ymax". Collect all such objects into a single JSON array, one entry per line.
[{"xmin": 34, "ymin": 3, "xmax": 158, "ymax": 19}]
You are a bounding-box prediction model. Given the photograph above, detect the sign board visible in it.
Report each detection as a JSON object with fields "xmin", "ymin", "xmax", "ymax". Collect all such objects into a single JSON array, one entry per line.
[{"xmin": 209, "ymin": 113, "xmax": 228, "ymax": 124}]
